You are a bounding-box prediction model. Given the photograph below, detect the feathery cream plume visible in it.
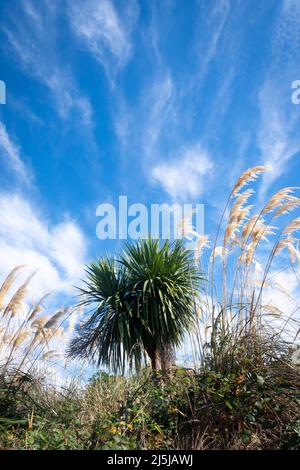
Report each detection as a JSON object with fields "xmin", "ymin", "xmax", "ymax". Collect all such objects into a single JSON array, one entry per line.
[
  {"xmin": 27, "ymin": 294, "xmax": 50, "ymax": 322},
  {"xmin": 194, "ymin": 235, "xmax": 210, "ymax": 262},
  {"xmin": 262, "ymin": 187, "xmax": 299, "ymax": 213},
  {"xmin": 273, "ymin": 199, "xmax": 300, "ymax": 218},
  {"xmin": 11, "ymin": 329, "xmax": 31, "ymax": 349},
  {"xmin": 231, "ymin": 166, "xmax": 270, "ymax": 196},
  {"xmin": 262, "ymin": 304, "xmax": 284, "ymax": 316},
  {"xmin": 282, "ymin": 217, "xmax": 300, "ymax": 236},
  {"xmin": 241, "ymin": 214, "xmax": 276, "ymax": 244},
  {"xmin": 41, "ymin": 350, "xmax": 61, "ymax": 361},
  {"xmin": 2, "ymin": 272, "xmax": 36, "ymax": 318},
  {"xmin": 288, "ymin": 243, "xmax": 300, "ymax": 264},
  {"xmin": 31, "ymin": 315, "xmax": 48, "ymax": 329},
  {"xmin": 0, "ymin": 265, "xmax": 26, "ymax": 311},
  {"xmin": 210, "ymin": 246, "xmax": 228, "ymax": 261},
  {"xmin": 43, "ymin": 308, "xmax": 68, "ymax": 329},
  {"xmin": 241, "ymin": 214, "xmax": 260, "ymax": 240},
  {"xmin": 255, "ymin": 279, "xmax": 271, "ymax": 288},
  {"xmin": 177, "ymin": 212, "xmax": 199, "ymax": 240},
  {"xmin": 273, "ymin": 281, "xmax": 293, "ymax": 299},
  {"xmin": 225, "ymin": 189, "xmax": 254, "ymax": 245},
  {"xmin": 250, "ymin": 222, "xmax": 277, "ymax": 243},
  {"xmin": 274, "ymin": 237, "xmax": 295, "ymax": 256}
]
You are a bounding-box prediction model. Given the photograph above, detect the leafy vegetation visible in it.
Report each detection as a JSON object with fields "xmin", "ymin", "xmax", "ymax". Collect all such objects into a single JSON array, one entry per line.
[
  {"xmin": 0, "ymin": 363, "xmax": 299, "ymax": 450},
  {"xmin": 0, "ymin": 166, "xmax": 300, "ymax": 450}
]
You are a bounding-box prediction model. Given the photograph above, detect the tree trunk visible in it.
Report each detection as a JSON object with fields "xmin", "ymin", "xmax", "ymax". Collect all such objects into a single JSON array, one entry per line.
[
  {"xmin": 159, "ymin": 344, "xmax": 175, "ymax": 372},
  {"xmin": 147, "ymin": 347, "xmax": 161, "ymax": 371},
  {"xmin": 147, "ymin": 345, "xmax": 175, "ymax": 372}
]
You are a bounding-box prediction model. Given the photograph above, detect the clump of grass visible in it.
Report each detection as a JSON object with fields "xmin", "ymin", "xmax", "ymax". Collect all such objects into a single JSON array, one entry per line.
[
  {"xmin": 191, "ymin": 166, "xmax": 300, "ymax": 373},
  {"xmin": 0, "ymin": 266, "xmax": 74, "ymax": 376},
  {"xmin": 0, "ymin": 267, "xmax": 78, "ymax": 434}
]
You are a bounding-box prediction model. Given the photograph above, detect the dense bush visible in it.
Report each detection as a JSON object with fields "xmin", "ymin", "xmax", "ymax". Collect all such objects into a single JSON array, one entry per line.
[{"xmin": 0, "ymin": 358, "xmax": 299, "ymax": 450}]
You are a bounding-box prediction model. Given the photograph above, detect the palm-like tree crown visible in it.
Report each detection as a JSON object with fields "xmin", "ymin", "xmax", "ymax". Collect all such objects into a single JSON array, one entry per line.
[{"xmin": 68, "ymin": 238, "xmax": 202, "ymax": 372}]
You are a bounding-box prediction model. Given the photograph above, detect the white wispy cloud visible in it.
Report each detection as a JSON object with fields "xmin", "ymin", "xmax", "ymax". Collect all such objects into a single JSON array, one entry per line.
[
  {"xmin": 195, "ymin": 0, "xmax": 230, "ymax": 80},
  {"xmin": 151, "ymin": 143, "xmax": 213, "ymax": 200},
  {"xmin": 0, "ymin": 122, "xmax": 32, "ymax": 184},
  {"xmin": 68, "ymin": 0, "xmax": 139, "ymax": 79},
  {"xmin": 258, "ymin": 81, "xmax": 298, "ymax": 186},
  {"xmin": 114, "ymin": 68, "xmax": 213, "ymax": 201},
  {"xmin": 0, "ymin": 192, "xmax": 87, "ymax": 300},
  {"xmin": 1, "ymin": 0, "xmax": 93, "ymax": 126},
  {"xmin": 257, "ymin": 0, "xmax": 300, "ymax": 196},
  {"xmin": 272, "ymin": 0, "xmax": 300, "ymax": 61},
  {"xmin": 113, "ymin": 70, "xmax": 177, "ymax": 175},
  {"xmin": 145, "ymin": 73, "xmax": 176, "ymax": 151}
]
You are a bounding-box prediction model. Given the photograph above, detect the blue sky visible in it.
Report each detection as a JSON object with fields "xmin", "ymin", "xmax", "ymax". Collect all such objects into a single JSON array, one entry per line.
[{"xmin": 0, "ymin": 0, "xmax": 300, "ymax": 305}]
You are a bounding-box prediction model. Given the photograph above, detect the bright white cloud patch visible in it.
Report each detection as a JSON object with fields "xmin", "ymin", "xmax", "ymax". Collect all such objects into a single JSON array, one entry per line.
[
  {"xmin": 151, "ymin": 145, "xmax": 213, "ymax": 200},
  {"xmin": 0, "ymin": 193, "xmax": 87, "ymax": 301}
]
